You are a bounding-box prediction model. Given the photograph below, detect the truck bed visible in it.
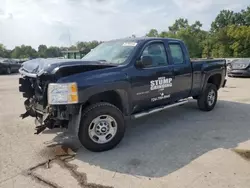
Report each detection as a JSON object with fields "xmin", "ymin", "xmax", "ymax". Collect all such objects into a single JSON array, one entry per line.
[
  {"xmin": 191, "ymin": 58, "xmax": 225, "ymax": 62},
  {"xmin": 190, "ymin": 58, "xmax": 227, "ymax": 97},
  {"xmin": 191, "ymin": 58, "xmax": 226, "ymax": 69}
]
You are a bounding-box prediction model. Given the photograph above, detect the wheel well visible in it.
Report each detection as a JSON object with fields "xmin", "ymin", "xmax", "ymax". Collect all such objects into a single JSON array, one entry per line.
[
  {"xmin": 207, "ymin": 74, "xmax": 221, "ymax": 89},
  {"xmin": 84, "ymin": 91, "xmax": 123, "ymax": 112}
]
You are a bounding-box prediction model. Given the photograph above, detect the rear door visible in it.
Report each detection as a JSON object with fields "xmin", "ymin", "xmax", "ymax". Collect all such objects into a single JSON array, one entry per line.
[{"xmin": 166, "ymin": 42, "xmax": 192, "ymax": 101}]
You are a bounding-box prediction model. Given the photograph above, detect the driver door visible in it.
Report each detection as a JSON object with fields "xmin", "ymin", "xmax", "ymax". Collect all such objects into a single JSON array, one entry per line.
[{"xmin": 130, "ymin": 40, "xmax": 174, "ymax": 113}]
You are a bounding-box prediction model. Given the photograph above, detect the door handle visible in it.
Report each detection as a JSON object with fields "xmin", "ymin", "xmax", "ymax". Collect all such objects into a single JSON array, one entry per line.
[{"xmin": 162, "ymin": 72, "xmax": 175, "ymax": 78}]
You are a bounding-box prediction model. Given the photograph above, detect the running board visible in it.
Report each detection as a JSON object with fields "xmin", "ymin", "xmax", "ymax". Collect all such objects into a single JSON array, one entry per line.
[{"xmin": 132, "ymin": 99, "xmax": 189, "ymax": 119}]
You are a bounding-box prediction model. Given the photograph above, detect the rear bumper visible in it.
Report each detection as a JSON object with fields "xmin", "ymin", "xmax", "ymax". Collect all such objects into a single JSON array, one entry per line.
[{"xmin": 228, "ymin": 69, "xmax": 250, "ymax": 77}]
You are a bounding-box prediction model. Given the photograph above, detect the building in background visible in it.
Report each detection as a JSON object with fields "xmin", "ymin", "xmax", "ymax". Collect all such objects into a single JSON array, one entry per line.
[{"xmin": 61, "ymin": 50, "xmax": 85, "ymax": 59}]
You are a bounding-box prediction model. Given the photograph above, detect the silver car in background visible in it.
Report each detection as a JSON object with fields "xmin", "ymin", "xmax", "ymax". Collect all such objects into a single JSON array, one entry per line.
[{"xmin": 227, "ymin": 59, "xmax": 250, "ymax": 77}]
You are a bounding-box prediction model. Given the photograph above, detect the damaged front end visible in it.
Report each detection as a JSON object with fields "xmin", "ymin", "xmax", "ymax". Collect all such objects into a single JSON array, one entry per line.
[
  {"xmin": 18, "ymin": 58, "xmax": 116, "ymax": 135},
  {"xmin": 19, "ymin": 75, "xmax": 51, "ymax": 134},
  {"xmin": 19, "ymin": 76, "xmax": 56, "ymax": 134},
  {"xmin": 19, "ymin": 75, "xmax": 82, "ymax": 135}
]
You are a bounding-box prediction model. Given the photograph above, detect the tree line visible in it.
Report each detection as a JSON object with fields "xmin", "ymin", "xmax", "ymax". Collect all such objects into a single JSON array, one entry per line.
[
  {"xmin": 0, "ymin": 6, "xmax": 249, "ymax": 59},
  {"xmin": 146, "ymin": 6, "xmax": 250, "ymax": 58},
  {"xmin": 0, "ymin": 41, "xmax": 101, "ymax": 59}
]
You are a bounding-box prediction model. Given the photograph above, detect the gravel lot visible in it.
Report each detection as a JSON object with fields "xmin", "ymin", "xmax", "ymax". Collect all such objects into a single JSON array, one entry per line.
[{"xmin": 0, "ymin": 74, "xmax": 250, "ymax": 188}]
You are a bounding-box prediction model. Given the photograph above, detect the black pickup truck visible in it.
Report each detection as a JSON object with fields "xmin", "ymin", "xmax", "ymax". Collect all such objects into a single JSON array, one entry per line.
[
  {"xmin": 18, "ymin": 37, "xmax": 227, "ymax": 152},
  {"xmin": 0, "ymin": 58, "xmax": 22, "ymax": 74}
]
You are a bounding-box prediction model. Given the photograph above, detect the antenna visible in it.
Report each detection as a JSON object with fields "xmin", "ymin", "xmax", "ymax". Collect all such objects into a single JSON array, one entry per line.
[{"xmin": 67, "ymin": 28, "xmax": 72, "ymax": 46}]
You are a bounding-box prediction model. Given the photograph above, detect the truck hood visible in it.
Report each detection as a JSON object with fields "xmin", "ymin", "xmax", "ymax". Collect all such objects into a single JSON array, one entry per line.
[{"xmin": 19, "ymin": 58, "xmax": 116, "ymax": 77}]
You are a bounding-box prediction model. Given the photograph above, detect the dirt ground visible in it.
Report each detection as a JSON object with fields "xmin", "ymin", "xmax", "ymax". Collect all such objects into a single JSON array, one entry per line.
[{"xmin": 0, "ymin": 74, "xmax": 250, "ymax": 188}]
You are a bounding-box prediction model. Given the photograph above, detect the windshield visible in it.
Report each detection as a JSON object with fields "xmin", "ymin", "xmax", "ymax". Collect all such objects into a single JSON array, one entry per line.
[{"xmin": 82, "ymin": 41, "xmax": 137, "ymax": 64}]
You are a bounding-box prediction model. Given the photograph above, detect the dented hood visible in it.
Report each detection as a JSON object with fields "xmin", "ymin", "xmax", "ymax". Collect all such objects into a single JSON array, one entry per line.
[{"xmin": 19, "ymin": 58, "xmax": 116, "ymax": 77}]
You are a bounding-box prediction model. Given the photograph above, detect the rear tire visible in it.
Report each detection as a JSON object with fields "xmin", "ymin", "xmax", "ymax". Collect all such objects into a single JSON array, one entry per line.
[
  {"xmin": 78, "ymin": 102, "xmax": 125, "ymax": 152},
  {"xmin": 197, "ymin": 83, "xmax": 218, "ymax": 111}
]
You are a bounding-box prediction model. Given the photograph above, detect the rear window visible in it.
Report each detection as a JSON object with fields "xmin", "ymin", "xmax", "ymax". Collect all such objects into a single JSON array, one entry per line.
[{"xmin": 169, "ymin": 44, "xmax": 184, "ymax": 64}]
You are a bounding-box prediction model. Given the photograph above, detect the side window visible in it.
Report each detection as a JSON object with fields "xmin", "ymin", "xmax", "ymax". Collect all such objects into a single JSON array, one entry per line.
[
  {"xmin": 169, "ymin": 43, "xmax": 185, "ymax": 64},
  {"xmin": 141, "ymin": 43, "xmax": 168, "ymax": 67}
]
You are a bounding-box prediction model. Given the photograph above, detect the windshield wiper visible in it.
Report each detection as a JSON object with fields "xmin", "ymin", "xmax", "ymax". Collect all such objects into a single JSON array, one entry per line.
[
  {"xmin": 94, "ymin": 59, "xmax": 118, "ymax": 65},
  {"xmin": 97, "ymin": 59, "xmax": 114, "ymax": 64},
  {"xmin": 97, "ymin": 59, "xmax": 107, "ymax": 62}
]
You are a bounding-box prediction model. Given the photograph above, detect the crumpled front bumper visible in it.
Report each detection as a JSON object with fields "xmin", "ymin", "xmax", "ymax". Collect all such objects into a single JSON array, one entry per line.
[{"xmin": 19, "ymin": 76, "xmax": 82, "ymax": 135}]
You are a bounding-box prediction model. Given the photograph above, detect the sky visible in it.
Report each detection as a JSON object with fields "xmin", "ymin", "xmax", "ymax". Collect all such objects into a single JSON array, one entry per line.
[{"xmin": 0, "ymin": 0, "xmax": 249, "ymax": 49}]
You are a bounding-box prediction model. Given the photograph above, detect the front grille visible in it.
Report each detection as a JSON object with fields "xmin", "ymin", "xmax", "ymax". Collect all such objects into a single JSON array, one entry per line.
[
  {"xmin": 19, "ymin": 76, "xmax": 49, "ymax": 107},
  {"xmin": 19, "ymin": 77, "xmax": 34, "ymax": 98}
]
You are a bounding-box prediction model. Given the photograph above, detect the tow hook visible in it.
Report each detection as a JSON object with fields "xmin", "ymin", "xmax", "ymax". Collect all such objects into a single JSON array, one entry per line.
[
  {"xmin": 35, "ymin": 125, "xmax": 47, "ymax": 135},
  {"xmin": 34, "ymin": 117, "xmax": 44, "ymax": 134},
  {"xmin": 34, "ymin": 113, "xmax": 50, "ymax": 135},
  {"xmin": 20, "ymin": 100, "xmax": 34, "ymax": 119},
  {"xmin": 20, "ymin": 111, "xmax": 30, "ymax": 119},
  {"xmin": 20, "ymin": 98, "xmax": 36, "ymax": 119}
]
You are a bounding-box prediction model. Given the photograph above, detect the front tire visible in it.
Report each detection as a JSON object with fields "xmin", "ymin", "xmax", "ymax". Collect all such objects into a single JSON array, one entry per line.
[
  {"xmin": 78, "ymin": 102, "xmax": 125, "ymax": 152},
  {"xmin": 197, "ymin": 83, "xmax": 218, "ymax": 111}
]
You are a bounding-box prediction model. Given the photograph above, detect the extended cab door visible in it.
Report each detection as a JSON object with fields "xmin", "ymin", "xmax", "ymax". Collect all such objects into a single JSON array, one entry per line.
[
  {"xmin": 130, "ymin": 40, "xmax": 174, "ymax": 113},
  {"xmin": 166, "ymin": 42, "xmax": 192, "ymax": 101}
]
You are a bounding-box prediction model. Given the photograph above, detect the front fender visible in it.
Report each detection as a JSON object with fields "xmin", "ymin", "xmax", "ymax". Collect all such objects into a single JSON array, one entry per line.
[
  {"xmin": 78, "ymin": 81, "xmax": 132, "ymax": 116},
  {"xmin": 56, "ymin": 67, "xmax": 132, "ymax": 115}
]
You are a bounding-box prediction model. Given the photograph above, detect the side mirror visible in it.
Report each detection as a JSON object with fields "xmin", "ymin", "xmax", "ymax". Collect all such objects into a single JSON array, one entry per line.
[{"xmin": 136, "ymin": 56, "xmax": 152, "ymax": 68}]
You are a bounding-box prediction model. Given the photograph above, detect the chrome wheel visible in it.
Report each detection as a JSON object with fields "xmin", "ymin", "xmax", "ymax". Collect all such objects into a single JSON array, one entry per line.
[
  {"xmin": 88, "ymin": 115, "xmax": 117, "ymax": 144},
  {"xmin": 207, "ymin": 89, "xmax": 215, "ymax": 106}
]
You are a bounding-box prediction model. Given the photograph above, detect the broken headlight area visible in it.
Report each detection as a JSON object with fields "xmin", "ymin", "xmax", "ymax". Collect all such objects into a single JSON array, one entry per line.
[
  {"xmin": 19, "ymin": 76, "xmax": 80, "ymax": 134},
  {"xmin": 19, "ymin": 76, "xmax": 50, "ymax": 119},
  {"xmin": 19, "ymin": 75, "xmax": 53, "ymax": 106}
]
